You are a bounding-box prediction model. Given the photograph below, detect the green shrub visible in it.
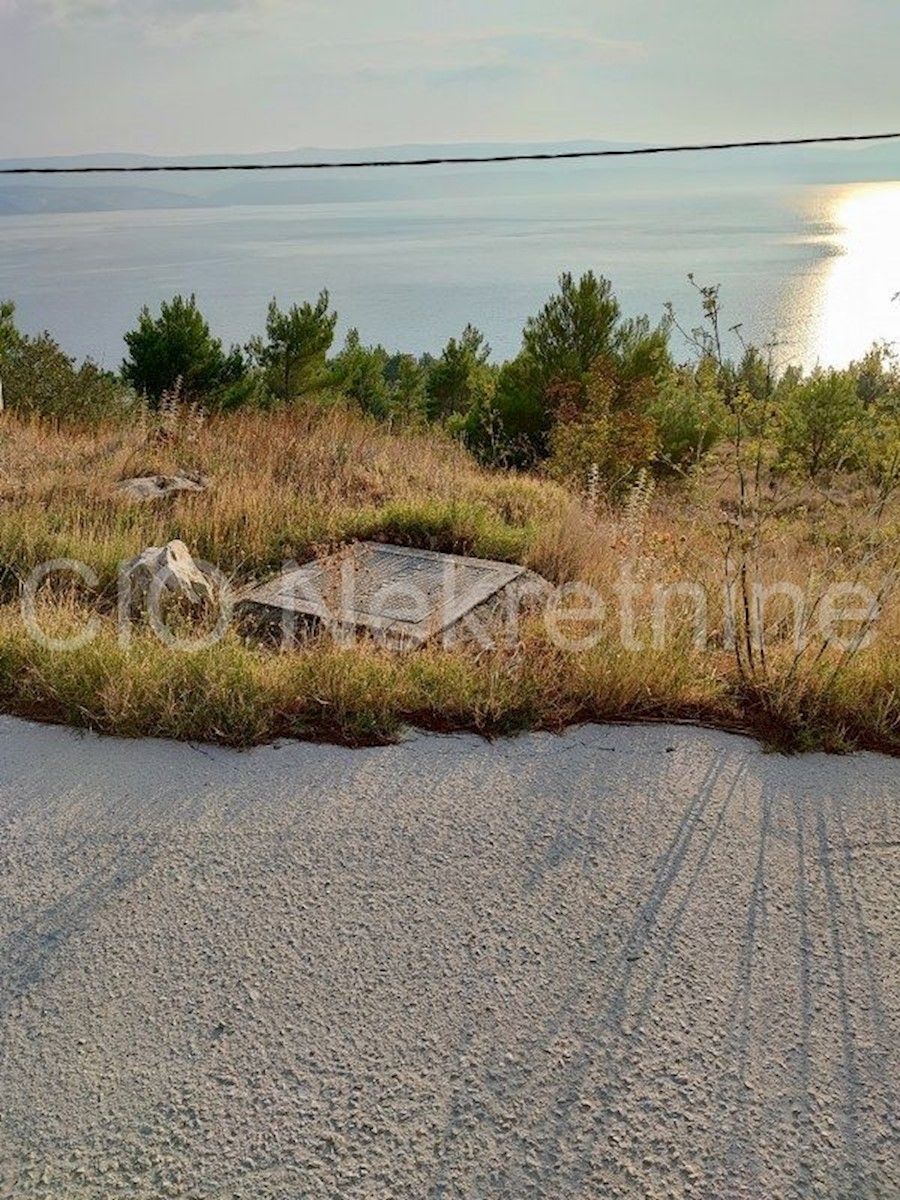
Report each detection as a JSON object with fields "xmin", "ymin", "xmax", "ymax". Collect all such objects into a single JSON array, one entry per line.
[
  {"xmin": 329, "ymin": 329, "xmax": 392, "ymax": 419},
  {"xmin": 776, "ymin": 369, "xmax": 867, "ymax": 477},
  {"xmin": 122, "ymin": 293, "xmax": 247, "ymax": 407},
  {"xmin": 425, "ymin": 325, "xmax": 495, "ymax": 422},
  {"xmin": 2, "ymin": 331, "xmax": 132, "ymax": 423},
  {"xmin": 493, "ymin": 272, "xmax": 670, "ymax": 464},
  {"xmin": 248, "ymin": 293, "xmax": 337, "ymax": 401},
  {"xmin": 545, "ymin": 362, "xmax": 659, "ymax": 496},
  {"xmin": 0, "ymin": 299, "xmax": 17, "ymax": 364},
  {"xmin": 647, "ymin": 359, "xmax": 729, "ymax": 474}
]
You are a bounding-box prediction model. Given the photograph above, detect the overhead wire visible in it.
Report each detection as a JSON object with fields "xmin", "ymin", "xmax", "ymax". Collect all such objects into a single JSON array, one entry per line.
[{"xmin": 1, "ymin": 131, "xmax": 898, "ymax": 175}]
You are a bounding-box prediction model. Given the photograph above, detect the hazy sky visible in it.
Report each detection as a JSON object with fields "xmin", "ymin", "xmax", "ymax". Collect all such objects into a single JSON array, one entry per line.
[{"xmin": 0, "ymin": 0, "xmax": 897, "ymax": 157}]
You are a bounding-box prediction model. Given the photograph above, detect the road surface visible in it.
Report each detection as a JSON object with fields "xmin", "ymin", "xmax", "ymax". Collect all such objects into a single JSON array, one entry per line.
[{"xmin": 1, "ymin": 716, "xmax": 898, "ymax": 1198}]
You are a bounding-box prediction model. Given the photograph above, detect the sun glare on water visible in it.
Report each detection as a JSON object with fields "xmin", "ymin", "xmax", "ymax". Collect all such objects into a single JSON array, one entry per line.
[{"xmin": 813, "ymin": 182, "xmax": 900, "ymax": 366}]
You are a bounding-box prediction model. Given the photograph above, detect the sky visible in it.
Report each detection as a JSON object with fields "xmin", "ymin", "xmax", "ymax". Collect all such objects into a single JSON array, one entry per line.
[{"xmin": 0, "ymin": 0, "xmax": 897, "ymax": 158}]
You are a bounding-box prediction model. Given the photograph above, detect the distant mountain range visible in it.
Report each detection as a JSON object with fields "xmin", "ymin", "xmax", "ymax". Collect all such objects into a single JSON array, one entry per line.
[
  {"xmin": 1, "ymin": 140, "xmax": 898, "ymax": 217},
  {"xmin": 0, "ymin": 185, "xmax": 206, "ymax": 215}
]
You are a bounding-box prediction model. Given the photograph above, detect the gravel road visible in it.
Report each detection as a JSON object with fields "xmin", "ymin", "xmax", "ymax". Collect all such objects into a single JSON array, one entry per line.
[{"xmin": 1, "ymin": 716, "xmax": 898, "ymax": 1199}]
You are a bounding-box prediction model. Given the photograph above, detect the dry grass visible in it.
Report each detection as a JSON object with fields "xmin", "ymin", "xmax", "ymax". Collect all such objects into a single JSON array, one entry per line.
[
  {"xmin": 1, "ymin": 406, "xmax": 898, "ymax": 753},
  {"xmin": 0, "ymin": 406, "xmax": 571, "ymax": 592}
]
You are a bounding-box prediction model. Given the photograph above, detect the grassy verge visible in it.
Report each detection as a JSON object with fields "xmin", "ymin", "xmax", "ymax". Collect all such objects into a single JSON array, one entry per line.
[{"xmin": 1, "ymin": 407, "xmax": 898, "ymax": 754}]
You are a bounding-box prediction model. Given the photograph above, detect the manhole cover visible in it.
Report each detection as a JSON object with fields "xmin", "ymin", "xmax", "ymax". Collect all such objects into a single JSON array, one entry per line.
[{"xmin": 241, "ymin": 542, "xmax": 528, "ymax": 646}]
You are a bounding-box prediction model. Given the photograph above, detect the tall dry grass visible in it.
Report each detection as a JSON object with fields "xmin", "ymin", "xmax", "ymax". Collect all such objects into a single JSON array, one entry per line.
[
  {"xmin": 0, "ymin": 406, "xmax": 575, "ymax": 592},
  {"xmin": 1, "ymin": 405, "xmax": 898, "ymax": 752}
]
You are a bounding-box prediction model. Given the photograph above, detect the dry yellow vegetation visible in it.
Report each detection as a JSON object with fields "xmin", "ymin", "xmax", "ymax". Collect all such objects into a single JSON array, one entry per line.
[{"xmin": 0, "ymin": 405, "xmax": 897, "ymax": 752}]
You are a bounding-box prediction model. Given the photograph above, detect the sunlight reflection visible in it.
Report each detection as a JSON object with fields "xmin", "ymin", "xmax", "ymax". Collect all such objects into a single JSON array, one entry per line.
[{"xmin": 814, "ymin": 182, "xmax": 900, "ymax": 367}]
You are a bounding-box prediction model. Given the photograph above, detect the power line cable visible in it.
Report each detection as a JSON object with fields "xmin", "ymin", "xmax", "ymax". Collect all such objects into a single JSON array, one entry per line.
[{"xmin": 1, "ymin": 131, "xmax": 898, "ymax": 175}]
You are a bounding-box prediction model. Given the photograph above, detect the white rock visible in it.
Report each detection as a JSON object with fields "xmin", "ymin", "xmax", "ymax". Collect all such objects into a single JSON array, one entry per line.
[
  {"xmin": 123, "ymin": 540, "xmax": 214, "ymax": 612},
  {"xmin": 117, "ymin": 475, "xmax": 206, "ymax": 502}
]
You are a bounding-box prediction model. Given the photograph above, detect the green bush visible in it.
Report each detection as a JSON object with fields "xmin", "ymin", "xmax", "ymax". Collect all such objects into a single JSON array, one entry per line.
[
  {"xmin": 493, "ymin": 272, "xmax": 670, "ymax": 463},
  {"xmin": 122, "ymin": 294, "xmax": 246, "ymax": 407},
  {"xmin": 647, "ymin": 359, "xmax": 729, "ymax": 474},
  {"xmin": 0, "ymin": 299, "xmax": 17, "ymax": 364},
  {"xmin": 2, "ymin": 331, "xmax": 132, "ymax": 423},
  {"xmin": 248, "ymin": 293, "xmax": 337, "ymax": 401},
  {"xmin": 425, "ymin": 325, "xmax": 495, "ymax": 423},
  {"xmin": 545, "ymin": 362, "xmax": 659, "ymax": 497},
  {"xmin": 329, "ymin": 329, "xmax": 393, "ymax": 419},
  {"xmin": 776, "ymin": 369, "xmax": 867, "ymax": 477}
]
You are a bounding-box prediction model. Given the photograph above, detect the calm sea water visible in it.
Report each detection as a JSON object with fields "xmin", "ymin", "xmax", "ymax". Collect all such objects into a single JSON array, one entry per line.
[{"xmin": 1, "ymin": 174, "xmax": 898, "ymax": 371}]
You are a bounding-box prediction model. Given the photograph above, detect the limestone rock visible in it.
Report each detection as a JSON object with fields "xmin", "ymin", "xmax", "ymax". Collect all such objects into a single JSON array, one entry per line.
[
  {"xmin": 117, "ymin": 474, "xmax": 206, "ymax": 502},
  {"xmin": 123, "ymin": 540, "xmax": 213, "ymax": 612}
]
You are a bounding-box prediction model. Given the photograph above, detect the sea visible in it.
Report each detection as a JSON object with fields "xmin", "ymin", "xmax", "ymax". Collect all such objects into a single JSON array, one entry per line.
[{"xmin": 1, "ymin": 163, "xmax": 898, "ymax": 372}]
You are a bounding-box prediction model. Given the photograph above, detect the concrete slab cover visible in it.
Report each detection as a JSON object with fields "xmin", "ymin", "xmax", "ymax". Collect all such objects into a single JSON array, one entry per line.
[{"xmin": 241, "ymin": 542, "xmax": 526, "ymax": 644}]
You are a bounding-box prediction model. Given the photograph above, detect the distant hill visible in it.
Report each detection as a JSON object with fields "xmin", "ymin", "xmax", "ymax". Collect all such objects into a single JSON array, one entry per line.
[
  {"xmin": 0, "ymin": 185, "xmax": 204, "ymax": 216},
  {"xmin": 0, "ymin": 139, "xmax": 897, "ymax": 217}
]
